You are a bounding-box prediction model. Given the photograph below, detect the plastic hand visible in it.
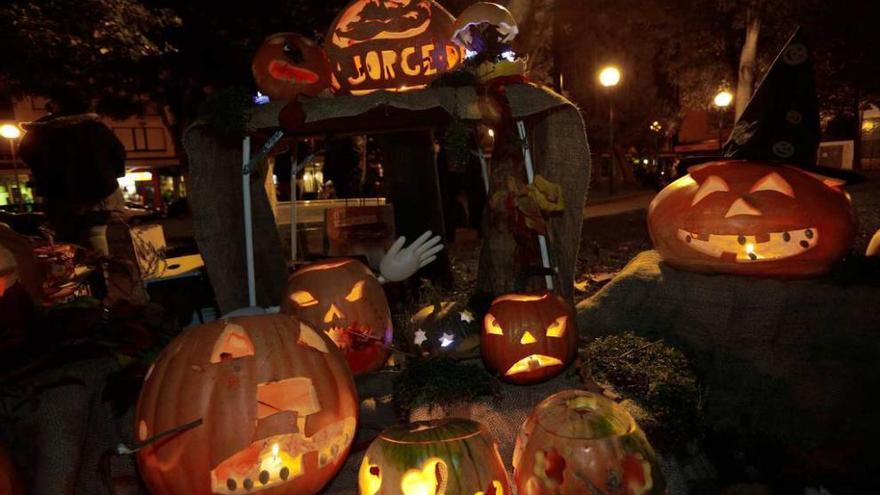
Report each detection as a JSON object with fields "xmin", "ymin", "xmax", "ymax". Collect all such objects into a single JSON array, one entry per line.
[{"xmin": 379, "ymin": 231, "xmax": 444, "ymax": 283}]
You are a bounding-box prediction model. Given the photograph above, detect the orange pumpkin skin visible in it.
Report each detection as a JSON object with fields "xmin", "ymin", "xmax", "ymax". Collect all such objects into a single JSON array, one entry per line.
[
  {"xmin": 252, "ymin": 33, "xmax": 331, "ymax": 101},
  {"xmin": 135, "ymin": 314, "xmax": 358, "ymax": 495},
  {"xmin": 0, "ymin": 445, "xmax": 25, "ymax": 495},
  {"xmin": 480, "ymin": 292, "xmax": 577, "ymax": 385},
  {"xmin": 282, "ymin": 259, "xmax": 392, "ymax": 374},
  {"xmin": 513, "ymin": 390, "xmax": 664, "ymax": 495},
  {"xmin": 648, "ymin": 160, "xmax": 857, "ymax": 277}
]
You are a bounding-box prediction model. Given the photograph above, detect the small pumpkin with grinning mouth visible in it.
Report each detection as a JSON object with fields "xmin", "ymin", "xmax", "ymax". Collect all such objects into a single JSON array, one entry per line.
[{"xmin": 648, "ymin": 160, "xmax": 857, "ymax": 277}]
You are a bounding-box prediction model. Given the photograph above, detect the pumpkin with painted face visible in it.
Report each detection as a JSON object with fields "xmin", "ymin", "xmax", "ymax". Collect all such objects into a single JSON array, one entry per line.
[
  {"xmin": 252, "ymin": 33, "xmax": 331, "ymax": 101},
  {"xmin": 513, "ymin": 390, "xmax": 664, "ymax": 495},
  {"xmin": 409, "ymin": 301, "xmax": 479, "ymax": 358},
  {"xmin": 648, "ymin": 160, "xmax": 857, "ymax": 277},
  {"xmin": 136, "ymin": 314, "xmax": 358, "ymax": 495},
  {"xmin": 282, "ymin": 258, "xmax": 392, "ymax": 374},
  {"xmin": 481, "ymin": 292, "xmax": 577, "ymax": 385},
  {"xmin": 359, "ymin": 418, "xmax": 509, "ymax": 495}
]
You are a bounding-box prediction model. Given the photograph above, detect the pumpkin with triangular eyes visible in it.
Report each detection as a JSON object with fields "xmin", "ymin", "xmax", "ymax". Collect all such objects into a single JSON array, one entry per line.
[
  {"xmin": 252, "ymin": 33, "xmax": 331, "ymax": 101},
  {"xmin": 648, "ymin": 160, "xmax": 857, "ymax": 277},
  {"xmin": 481, "ymin": 292, "xmax": 577, "ymax": 385},
  {"xmin": 282, "ymin": 258, "xmax": 392, "ymax": 374}
]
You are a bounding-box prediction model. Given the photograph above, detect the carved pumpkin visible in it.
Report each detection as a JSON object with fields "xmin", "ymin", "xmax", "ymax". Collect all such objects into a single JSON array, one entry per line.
[
  {"xmin": 359, "ymin": 418, "xmax": 509, "ymax": 495},
  {"xmin": 481, "ymin": 292, "xmax": 577, "ymax": 385},
  {"xmin": 648, "ymin": 160, "xmax": 857, "ymax": 277},
  {"xmin": 0, "ymin": 444, "xmax": 25, "ymax": 495},
  {"xmin": 252, "ymin": 33, "xmax": 331, "ymax": 101},
  {"xmin": 282, "ymin": 258, "xmax": 391, "ymax": 374},
  {"xmin": 409, "ymin": 301, "xmax": 478, "ymax": 357},
  {"xmin": 325, "ymin": 0, "xmax": 465, "ymax": 95},
  {"xmin": 513, "ymin": 390, "xmax": 664, "ymax": 495},
  {"xmin": 135, "ymin": 314, "xmax": 358, "ymax": 495}
]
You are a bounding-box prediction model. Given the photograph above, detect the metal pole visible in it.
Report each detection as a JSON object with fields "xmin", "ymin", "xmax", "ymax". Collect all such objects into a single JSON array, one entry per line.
[
  {"xmin": 290, "ymin": 148, "xmax": 298, "ymax": 264},
  {"xmin": 242, "ymin": 136, "xmax": 256, "ymax": 308},
  {"xmin": 9, "ymin": 138, "xmax": 22, "ymax": 208},
  {"xmin": 516, "ymin": 120, "xmax": 554, "ymax": 290},
  {"xmin": 608, "ymin": 98, "xmax": 615, "ymax": 196}
]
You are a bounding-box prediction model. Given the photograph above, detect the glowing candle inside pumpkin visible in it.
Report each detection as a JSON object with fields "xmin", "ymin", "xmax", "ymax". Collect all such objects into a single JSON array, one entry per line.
[{"xmin": 258, "ymin": 443, "xmax": 302, "ymax": 480}]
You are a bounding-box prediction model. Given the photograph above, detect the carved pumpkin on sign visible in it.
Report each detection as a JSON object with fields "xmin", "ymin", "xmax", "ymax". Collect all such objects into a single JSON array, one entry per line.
[
  {"xmin": 513, "ymin": 390, "xmax": 664, "ymax": 495},
  {"xmin": 282, "ymin": 258, "xmax": 392, "ymax": 374},
  {"xmin": 359, "ymin": 418, "xmax": 509, "ymax": 495},
  {"xmin": 409, "ymin": 301, "xmax": 479, "ymax": 357},
  {"xmin": 326, "ymin": 0, "xmax": 465, "ymax": 95},
  {"xmin": 648, "ymin": 160, "xmax": 857, "ymax": 277},
  {"xmin": 481, "ymin": 292, "xmax": 577, "ymax": 385},
  {"xmin": 135, "ymin": 314, "xmax": 357, "ymax": 495},
  {"xmin": 252, "ymin": 33, "xmax": 331, "ymax": 101}
]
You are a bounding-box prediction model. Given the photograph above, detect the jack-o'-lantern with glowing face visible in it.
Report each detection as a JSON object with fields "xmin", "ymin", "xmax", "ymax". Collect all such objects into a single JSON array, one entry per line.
[
  {"xmin": 282, "ymin": 258, "xmax": 392, "ymax": 374},
  {"xmin": 481, "ymin": 292, "xmax": 577, "ymax": 385},
  {"xmin": 325, "ymin": 0, "xmax": 465, "ymax": 95},
  {"xmin": 359, "ymin": 418, "xmax": 509, "ymax": 495},
  {"xmin": 513, "ymin": 390, "xmax": 664, "ymax": 495},
  {"xmin": 648, "ymin": 160, "xmax": 857, "ymax": 277},
  {"xmin": 252, "ymin": 33, "xmax": 331, "ymax": 101},
  {"xmin": 135, "ymin": 314, "xmax": 358, "ymax": 495}
]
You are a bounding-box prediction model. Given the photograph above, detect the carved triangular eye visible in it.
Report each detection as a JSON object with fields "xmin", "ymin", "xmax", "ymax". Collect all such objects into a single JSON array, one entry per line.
[
  {"xmin": 750, "ymin": 172, "xmax": 795, "ymax": 198},
  {"xmin": 210, "ymin": 324, "xmax": 256, "ymax": 363},
  {"xmin": 345, "ymin": 281, "xmax": 365, "ymax": 302},
  {"xmin": 290, "ymin": 290, "xmax": 318, "ymax": 307},
  {"xmin": 691, "ymin": 176, "xmax": 730, "ymax": 205},
  {"xmin": 485, "ymin": 314, "xmax": 503, "ymax": 335},
  {"xmin": 546, "ymin": 316, "xmax": 567, "ymax": 338}
]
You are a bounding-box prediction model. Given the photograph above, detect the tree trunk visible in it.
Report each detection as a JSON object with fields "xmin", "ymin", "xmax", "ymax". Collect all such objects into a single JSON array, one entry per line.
[{"xmin": 735, "ymin": 3, "xmax": 763, "ymax": 119}]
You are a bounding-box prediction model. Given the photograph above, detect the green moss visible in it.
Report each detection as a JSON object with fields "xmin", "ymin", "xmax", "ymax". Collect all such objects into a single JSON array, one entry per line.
[
  {"xmin": 392, "ymin": 357, "xmax": 499, "ymax": 413},
  {"xmin": 580, "ymin": 332, "xmax": 701, "ymax": 450}
]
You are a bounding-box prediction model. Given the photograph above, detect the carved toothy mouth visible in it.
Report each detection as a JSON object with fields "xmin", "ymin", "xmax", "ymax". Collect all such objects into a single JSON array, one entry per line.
[
  {"xmin": 210, "ymin": 417, "xmax": 356, "ymax": 494},
  {"xmin": 505, "ymin": 354, "xmax": 564, "ymax": 376},
  {"xmin": 677, "ymin": 227, "xmax": 818, "ymax": 262},
  {"xmin": 325, "ymin": 325, "xmax": 379, "ymax": 351}
]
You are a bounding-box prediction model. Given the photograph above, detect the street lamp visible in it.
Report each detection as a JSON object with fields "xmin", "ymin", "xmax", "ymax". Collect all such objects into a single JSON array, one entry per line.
[
  {"xmin": 713, "ymin": 90, "xmax": 734, "ymax": 151},
  {"xmin": 599, "ymin": 66, "xmax": 621, "ymax": 195},
  {"xmin": 0, "ymin": 123, "xmax": 23, "ymax": 209}
]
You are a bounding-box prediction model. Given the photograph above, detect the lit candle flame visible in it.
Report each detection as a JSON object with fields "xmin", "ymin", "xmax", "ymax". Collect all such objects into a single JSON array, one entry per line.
[{"xmin": 272, "ymin": 443, "xmax": 279, "ymax": 460}]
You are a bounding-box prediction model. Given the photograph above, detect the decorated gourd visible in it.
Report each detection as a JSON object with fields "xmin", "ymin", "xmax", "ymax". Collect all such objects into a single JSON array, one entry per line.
[
  {"xmin": 513, "ymin": 390, "xmax": 664, "ymax": 495},
  {"xmin": 481, "ymin": 292, "xmax": 577, "ymax": 385},
  {"xmin": 648, "ymin": 160, "xmax": 857, "ymax": 277},
  {"xmin": 252, "ymin": 33, "xmax": 331, "ymax": 101},
  {"xmin": 408, "ymin": 301, "xmax": 478, "ymax": 357},
  {"xmin": 359, "ymin": 418, "xmax": 509, "ymax": 495},
  {"xmin": 282, "ymin": 258, "xmax": 392, "ymax": 374},
  {"xmin": 325, "ymin": 0, "xmax": 465, "ymax": 95},
  {"xmin": 135, "ymin": 314, "xmax": 357, "ymax": 495}
]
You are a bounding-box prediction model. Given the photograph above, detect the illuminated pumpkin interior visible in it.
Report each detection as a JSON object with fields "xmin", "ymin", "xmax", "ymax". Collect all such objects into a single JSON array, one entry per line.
[
  {"xmin": 678, "ymin": 172, "xmax": 821, "ymax": 263},
  {"xmin": 400, "ymin": 458, "xmax": 448, "ymax": 495},
  {"xmin": 210, "ymin": 324, "xmax": 256, "ymax": 363},
  {"xmin": 290, "ymin": 290, "xmax": 319, "ymax": 307},
  {"xmin": 210, "ymin": 417, "xmax": 356, "ymax": 494},
  {"xmin": 476, "ymin": 480, "xmax": 505, "ymax": 495},
  {"xmin": 296, "ymin": 323, "xmax": 329, "ymax": 353},
  {"xmin": 359, "ymin": 457, "xmax": 383, "ymax": 495},
  {"xmin": 505, "ymin": 355, "xmax": 564, "ymax": 376}
]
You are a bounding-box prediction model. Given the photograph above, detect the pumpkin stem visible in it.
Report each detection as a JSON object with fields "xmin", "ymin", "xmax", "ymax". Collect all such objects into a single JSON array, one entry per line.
[{"xmin": 116, "ymin": 418, "xmax": 204, "ymax": 455}]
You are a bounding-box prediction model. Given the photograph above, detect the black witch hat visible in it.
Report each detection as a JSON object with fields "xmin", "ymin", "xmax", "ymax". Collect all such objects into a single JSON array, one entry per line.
[{"xmin": 723, "ymin": 28, "xmax": 821, "ymax": 169}]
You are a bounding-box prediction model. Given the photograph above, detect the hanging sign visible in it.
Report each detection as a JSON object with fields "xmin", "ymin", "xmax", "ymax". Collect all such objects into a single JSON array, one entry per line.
[{"xmin": 325, "ymin": 0, "xmax": 465, "ymax": 95}]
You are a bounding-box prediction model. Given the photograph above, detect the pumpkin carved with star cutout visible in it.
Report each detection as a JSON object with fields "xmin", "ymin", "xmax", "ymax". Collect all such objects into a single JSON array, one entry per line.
[
  {"xmin": 648, "ymin": 160, "xmax": 857, "ymax": 277},
  {"xmin": 409, "ymin": 301, "xmax": 479, "ymax": 358},
  {"xmin": 358, "ymin": 418, "xmax": 509, "ymax": 495},
  {"xmin": 252, "ymin": 33, "xmax": 331, "ymax": 101},
  {"xmin": 282, "ymin": 258, "xmax": 392, "ymax": 374},
  {"xmin": 513, "ymin": 390, "xmax": 664, "ymax": 495},
  {"xmin": 135, "ymin": 314, "xmax": 358, "ymax": 495},
  {"xmin": 481, "ymin": 292, "xmax": 577, "ymax": 385}
]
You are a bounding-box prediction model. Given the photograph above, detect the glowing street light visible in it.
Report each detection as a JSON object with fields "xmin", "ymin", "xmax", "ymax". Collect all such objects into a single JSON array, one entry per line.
[
  {"xmin": 1, "ymin": 123, "xmax": 24, "ymax": 208},
  {"xmin": 713, "ymin": 90, "xmax": 733, "ymax": 108},
  {"xmin": 598, "ymin": 66, "xmax": 621, "ymax": 88},
  {"xmin": 598, "ymin": 66, "xmax": 621, "ymax": 195}
]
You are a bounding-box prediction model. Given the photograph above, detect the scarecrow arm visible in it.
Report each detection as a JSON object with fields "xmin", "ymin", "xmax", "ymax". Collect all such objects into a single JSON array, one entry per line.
[{"xmin": 378, "ymin": 231, "xmax": 444, "ymax": 283}]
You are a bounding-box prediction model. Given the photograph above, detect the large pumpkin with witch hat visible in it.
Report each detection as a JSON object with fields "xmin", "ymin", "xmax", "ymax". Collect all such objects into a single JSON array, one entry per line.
[
  {"xmin": 282, "ymin": 258, "xmax": 392, "ymax": 374},
  {"xmin": 648, "ymin": 160, "xmax": 857, "ymax": 277}
]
